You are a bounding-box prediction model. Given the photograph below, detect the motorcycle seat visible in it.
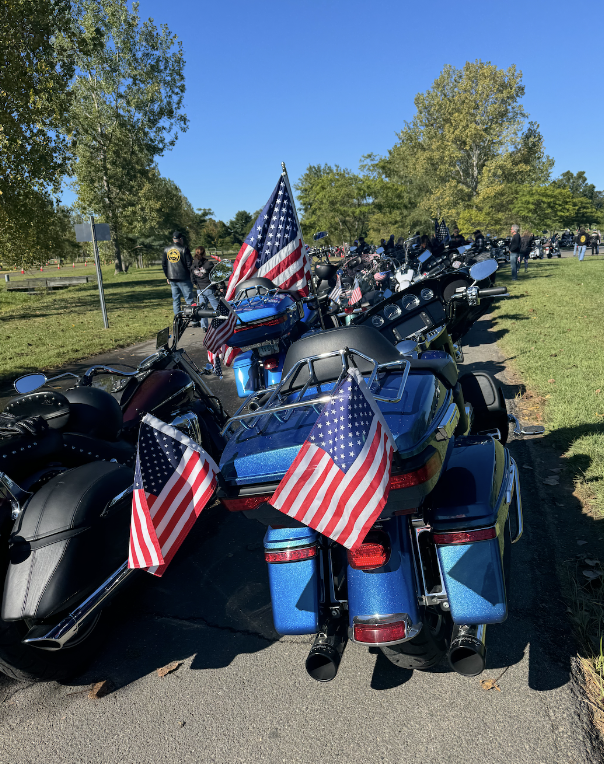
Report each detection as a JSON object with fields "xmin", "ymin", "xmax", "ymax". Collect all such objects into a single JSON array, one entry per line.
[
  {"xmin": 61, "ymin": 432, "xmax": 136, "ymax": 468},
  {"xmin": 3, "ymin": 390, "xmax": 71, "ymax": 430},
  {"xmin": 234, "ymin": 277, "xmax": 276, "ymax": 299},
  {"xmin": 0, "ymin": 428, "xmax": 63, "ymax": 482}
]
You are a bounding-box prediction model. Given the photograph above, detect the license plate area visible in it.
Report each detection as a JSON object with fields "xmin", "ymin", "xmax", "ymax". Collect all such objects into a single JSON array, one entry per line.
[{"xmin": 258, "ymin": 342, "xmax": 279, "ymax": 358}]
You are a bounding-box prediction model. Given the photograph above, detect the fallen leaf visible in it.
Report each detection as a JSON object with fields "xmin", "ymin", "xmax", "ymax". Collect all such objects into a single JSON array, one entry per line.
[
  {"xmin": 157, "ymin": 660, "xmax": 184, "ymax": 678},
  {"xmin": 89, "ymin": 680, "xmax": 112, "ymax": 699},
  {"xmin": 596, "ymin": 390, "xmax": 601, "ymax": 395},
  {"xmin": 543, "ymin": 477, "xmax": 559, "ymax": 486},
  {"xmin": 480, "ymin": 678, "xmax": 502, "ymax": 692},
  {"xmin": 548, "ymin": 379, "xmax": 555, "ymax": 384},
  {"xmin": 577, "ymin": 540, "xmax": 588, "ymax": 546},
  {"xmin": 583, "ymin": 570, "xmax": 602, "ymax": 580}
]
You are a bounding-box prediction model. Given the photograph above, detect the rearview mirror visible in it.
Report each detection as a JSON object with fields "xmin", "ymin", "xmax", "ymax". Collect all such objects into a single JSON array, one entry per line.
[
  {"xmin": 349, "ymin": 246, "xmax": 357, "ymax": 253},
  {"xmin": 469, "ymin": 259, "xmax": 498, "ymax": 282},
  {"xmin": 376, "ymin": 247, "xmax": 384, "ymax": 255},
  {"xmin": 14, "ymin": 374, "xmax": 47, "ymax": 395},
  {"xmin": 210, "ymin": 262, "xmax": 233, "ymax": 284}
]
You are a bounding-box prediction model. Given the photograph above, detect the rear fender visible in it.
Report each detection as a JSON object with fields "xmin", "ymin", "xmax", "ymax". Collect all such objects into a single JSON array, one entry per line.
[
  {"xmin": 2, "ymin": 462, "xmax": 133, "ymax": 622},
  {"xmin": 347, "ymin": 515, "xmax": 420, "ymax": 644}
]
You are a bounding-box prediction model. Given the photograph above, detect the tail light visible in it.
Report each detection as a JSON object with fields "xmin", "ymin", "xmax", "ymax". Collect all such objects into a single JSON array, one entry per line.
[
  {"xmin": 344, "ymin": 307, "xmax": 354, "ymax": 314},
  {"xmin": 265, "ymin": 545, "xmax": 317, "ymax": 563},
  {"xmin": 232, "ymin": 314, "xmax": 288, "ymax": 332},
  {"xmin": 263, "ymin": 357, "xmax": 279, "ymax": 370},
  {"xmin": 433, "ymin": 527, "xmax": 497, "ymax": 545},
  {"xmin": 221, "ymin": 494, "xmax": 272, "ymax": 512},
  {"xmin": 389, "ymin": 451, "xmax": 442, "ymax": 490},
  {"xmin": 353, "ymin": 620, "xmax": 407, "ymax": 644},
  {"xmin": 347, "ymin": 530, "xmax": 391, "ymax": 570}
]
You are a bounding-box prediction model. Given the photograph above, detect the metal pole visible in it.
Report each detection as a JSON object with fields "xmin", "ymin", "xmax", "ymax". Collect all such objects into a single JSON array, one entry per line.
[
  {"xmin": 281, "ymin": 162, "xmax": 326, "ymax": 330},
  {"xmin": 90, "ymin": 215, "xmax": 109, "ymax": 329}
]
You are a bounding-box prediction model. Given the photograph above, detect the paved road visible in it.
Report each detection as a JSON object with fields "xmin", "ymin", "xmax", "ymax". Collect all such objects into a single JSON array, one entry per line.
[{"xmin": 0, "ymin": 318, "xmax": 601, "ymax": 763}]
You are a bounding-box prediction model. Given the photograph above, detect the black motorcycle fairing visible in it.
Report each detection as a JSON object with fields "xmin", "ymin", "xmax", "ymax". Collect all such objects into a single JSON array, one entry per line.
[
  {"xmin": 60, "ymin": 433, "xmax": 136, "ymax": 468},
  {"xmin": 2, "ymin": 461, "xmax": 133, "ymax": 622},
  {"xmin": 64, "ymin": 387, "xmax": 123, "ymax": 442},
  {"xmin": 0, "ymin": 429, "xmax": 63, "ymax": 482},
  {"xmin": 4, "ymin": 391, "xmax": 70, "ymax": 430}
]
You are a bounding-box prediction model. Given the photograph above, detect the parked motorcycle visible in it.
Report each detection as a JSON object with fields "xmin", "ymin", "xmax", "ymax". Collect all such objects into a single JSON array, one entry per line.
[
  {"xmin": 0, "ymin": 303, "xmax": 225, "ymax": 681},
  {"xmin": 217, "ymin": 260, "xmax": 543, "ymax": 683}
]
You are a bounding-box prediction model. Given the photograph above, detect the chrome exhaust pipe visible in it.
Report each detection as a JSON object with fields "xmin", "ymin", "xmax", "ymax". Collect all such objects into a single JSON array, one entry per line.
[
  {"xmin": 448, "ymin": 624, "xmax": 487, "ymax": 677},
  {"xmin": 305, "ymin": 620, "xmax": 347, "ymax": 682},
  {"xmin": 22, "ymin": 562, "xmax": 134, "ymax": 651}
]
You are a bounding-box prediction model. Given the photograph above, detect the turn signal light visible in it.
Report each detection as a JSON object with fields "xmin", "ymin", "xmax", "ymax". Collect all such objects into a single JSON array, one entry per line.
[
  {"xmin": 221, "ymin": 495, "xmax": 272, "ymax": 512},
  {"xmin": 263, "ymin": 357, "xmax": 279, "ymax": 371},
  {"xmin": 233, "ymin": 315, "xmax": 288, "ymax": 332},
  {"xmin": 433, "ymin": 527, "xmax": 497, "ymax": 545},
  {"xmin": 347, "ymin": 530, "xmax": 391, "ymax": 570},
  {"xmin": 389, "ymin": 451, "xmax": 442, "ymax": 490},
  {"xmin": 264, "ymin": 545, "xmax": 317, "ymax": 563},
  {"xmin": 353, "ymin": 620, "xmax": 407, "ymax": 644}
]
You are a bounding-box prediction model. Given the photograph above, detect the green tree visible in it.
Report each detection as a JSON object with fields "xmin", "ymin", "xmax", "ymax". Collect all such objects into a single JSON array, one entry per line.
[
  {"xmin": 552, "ymin": 171, "xmax": 603, "ymax": 210},
  {"xmin": 228, "ymin": 210, "xmax": 254, "ymax": 245},
  {"xmin": 199, "ymin": 219, "xmax": 234, "ymax": 250},
  {"xmin": 392, "ymin": 61, "xmax": 552, "ymax": 224},
  {"xmin": 62, "ymin": 0, "xmax": 188, "ymax": 273},
  {"xmin": 512, "ymin": 185, "xmax": 599, "ymax": 231}
]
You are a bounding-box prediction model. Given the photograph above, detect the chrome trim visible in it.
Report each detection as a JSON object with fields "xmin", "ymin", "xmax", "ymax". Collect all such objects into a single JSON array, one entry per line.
[
  {"xmin": 170, "ymin": 411, "xmax": 202, "ymax": 443},
  {"xmin": 150, "ymin": 380, "xmax": 194, "ymax": 412},
  {"xmin": 411, "ymin": 522, "xmax": 449, "ymax": 608},
  {"xmin": 220, "ymin": 347, "xmax": 411, "ymax": 435},
  {"xmin": 508, "ymin": 458, "xmax": 523, "ymax": 544},
  {"xmin": 82, "ymin": 365, "xmax": 141, "ymax": 381},
  {"xmin": 0, "ymin": 472, "xmax": 32, "ymax": 520},
  {"xmin": 453, "ymin": 343, "xmax": 464, "ymax": 363},
  {"xmin": 349, "ymin": 612, "xmax": 422, "ymax": 646},
  {"xmin": 22, "ymin": 562, "xmax": 134, "ymax": 650},
  {"xmin": 508, "ymin": 413, "xmax": 545, "ymax": 437},
  {"xmin": 435, "ymin": 402, "xmax": 460, "ymax": 442},
  {"xmin": 104, "ymin": 483, "xmax": 134, "ymax": 513}
]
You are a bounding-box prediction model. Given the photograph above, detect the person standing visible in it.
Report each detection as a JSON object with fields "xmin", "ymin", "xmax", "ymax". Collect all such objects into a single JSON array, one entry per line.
[
  {"xmin": 190, "ymin": 246, "xmax": 218, "ymax": 329},
  {"xmin": 576, "ymin": 228, "xmax": 589, "ymax": 262},
  {"xmin": 519, "ymin": 230, "xmax": 534, "ymax": 273},
  {"xmin": 449, "ymin": 228, "xmax": 467, "ymax": 248},
  {"xmin": 590, "ymin": 229, "xmax": 600, "ymax": 255},
  {"xmin": 163, "ymin": 231, "xmax": 195, "ymax": 315},
  {"xmin": 509, "ymin": 224, "xmax": 521, "ymax": 280}
]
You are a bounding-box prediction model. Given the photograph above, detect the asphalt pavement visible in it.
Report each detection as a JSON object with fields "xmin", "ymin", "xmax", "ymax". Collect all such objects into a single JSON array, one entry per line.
[{"xmin": 0, "ymin": 315, "xmax": 601, "ymax": 763}]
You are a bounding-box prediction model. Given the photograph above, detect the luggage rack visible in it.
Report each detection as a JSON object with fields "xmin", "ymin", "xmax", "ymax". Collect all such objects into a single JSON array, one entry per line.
[{"xmin": 221, "ymin": 347, "xmax": 410, "ymax": 436}]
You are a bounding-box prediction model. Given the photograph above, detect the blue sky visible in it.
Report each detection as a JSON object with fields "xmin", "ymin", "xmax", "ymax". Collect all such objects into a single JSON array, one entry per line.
[{"xmin": 77, "ymin": 0, "xmax": 604, "ymax": 221}]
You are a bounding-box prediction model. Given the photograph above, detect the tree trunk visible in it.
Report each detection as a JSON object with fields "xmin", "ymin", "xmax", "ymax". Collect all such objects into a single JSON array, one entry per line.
[{"xmin": 99, "ymin": 147, "xmax": 124, "ymax": 274}]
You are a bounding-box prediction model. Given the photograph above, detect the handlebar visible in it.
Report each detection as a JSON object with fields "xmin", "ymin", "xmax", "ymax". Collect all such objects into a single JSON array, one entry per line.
[
  {"xmin": 181, "ymin": 305, "xmax": 218, "ymax": 319},
  {"xmin": 477, "ymin": 287, "xmax": 508, "ymax": 297}
]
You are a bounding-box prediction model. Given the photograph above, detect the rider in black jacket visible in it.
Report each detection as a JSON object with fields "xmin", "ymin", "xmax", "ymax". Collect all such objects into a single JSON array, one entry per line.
[
  {"xmin": 163, "ymin": 231, "xmax": 196, "ymax": 316},
  {"xmin": 448, "ymin": 228, "xmax": 466, "ymax": 248}
]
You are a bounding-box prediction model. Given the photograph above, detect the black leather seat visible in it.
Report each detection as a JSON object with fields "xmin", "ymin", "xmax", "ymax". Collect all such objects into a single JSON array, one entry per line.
[
  {"xmin": 61, "ymin": 433, "xmax": 136, "ymax": 468},
  {"xmin": 234, "ymin": 277, "xmax": 276, "ymax": 299},
  {"xmin": 282, "ymin": 324, "xmax": 458, "ymax": 389}
]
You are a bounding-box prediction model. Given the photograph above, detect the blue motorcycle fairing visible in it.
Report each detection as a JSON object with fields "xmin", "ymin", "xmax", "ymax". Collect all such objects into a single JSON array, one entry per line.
[
  {"xmin": 219, "ymin": 370, "xmax": 451, "ymax": 486},
  {"xmin": 264, "ymin": 526, "xmax": 320, "ymax": 635},
  {"xmin": 227, "ymin": 293, "xmax": 299, "ymax": 349},
  {"xmin": 428, "ymin": 436, "xmax": 511, "ymax": 624},
  {"xmin": 347, "ymin": 515, "xmax": 420, "ymax": 639}
]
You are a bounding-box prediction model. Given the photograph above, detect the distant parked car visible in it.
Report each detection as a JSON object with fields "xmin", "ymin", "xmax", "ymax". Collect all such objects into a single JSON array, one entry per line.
[{"xmin": 559, "ymin": 232, "xmax": 574, "ymax": 248}]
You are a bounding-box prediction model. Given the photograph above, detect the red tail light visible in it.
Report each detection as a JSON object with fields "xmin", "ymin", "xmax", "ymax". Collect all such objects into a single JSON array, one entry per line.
[
  {"xmin": 264, "ymin": 545, "xmax": 317, "ymax": 563},
  {"xmin": 433, "ymin": 527, "xmax": 497, "ymax": 545},
  {"xmin": 221, "ymin": 495, "xmax": 271, "ymax": 512},
  {"xmin": 347, "ymin": 530, "xmax": 391, "ymax": 570},
  {"xmin": 263, "ymin": 357, "xmax": 279, "ymax": 370},
  {"xmin": 232, "ymin": 314, "xmax": 289, "ymax": 332},
  {"xmin": 389, "ymin": 451, "xmax": 442, "ymax": 490},
  {"xmin": 353, "ymin": 620, "xmax": 407, "ymax": 644}
]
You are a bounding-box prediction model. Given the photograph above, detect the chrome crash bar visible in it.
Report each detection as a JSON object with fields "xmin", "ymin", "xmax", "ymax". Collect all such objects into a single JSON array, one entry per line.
[{"xmin": 220, "ymin": 347, "xmax": 410, "ymax": 436}]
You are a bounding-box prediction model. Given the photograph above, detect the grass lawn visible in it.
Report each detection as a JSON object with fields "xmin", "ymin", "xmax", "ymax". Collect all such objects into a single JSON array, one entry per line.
[
  {"xmin": 491, "ymin": 254, "xmax": 604, "ymax": 513},
  {"xmin": 0, "ymin": 266, "xmax": 176, "ymax": 383}
]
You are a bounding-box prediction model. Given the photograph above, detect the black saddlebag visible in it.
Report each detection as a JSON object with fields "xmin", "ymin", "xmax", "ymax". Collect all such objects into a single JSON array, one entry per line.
[
  {"xmin": 0, "ymin": 429, "xmax": 63, "ymax": 483},
  {"xmin": 2, "ymin": 461, "xmax": 133, "ymax": 622},
  {"xmin": 459, "ymin": 372, "xmax": 508, "ymax": 444}
]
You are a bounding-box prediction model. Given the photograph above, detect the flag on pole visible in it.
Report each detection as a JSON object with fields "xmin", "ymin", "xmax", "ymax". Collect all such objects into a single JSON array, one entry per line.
[
  {"xmin": 437, "ymin": 219, "xmax": 450, "ymax": 242},
  {"xmin": 203, "ymin": 298, "xmax": 237, "ymax": 354},
  {"xmin": 348, "ymin": 277, "xmax": 362, "ymax": 306},
  {"xmin": 225, "ymin": 173, "xmax": 311, "ymax": 302},
  {"xmin": 269, "ymin": 369, "xmax": 396, "ymax": 550},
  {"xmin": 128, "ymin": 414, "xmax": 218, "ymax": 577},
  {"xmin": 329, "ymin": 273, "xmax": 342, "ymax": 305}
]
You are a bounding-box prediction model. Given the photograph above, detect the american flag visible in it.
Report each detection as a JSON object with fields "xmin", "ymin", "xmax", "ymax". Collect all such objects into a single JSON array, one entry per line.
[
  {"xmin": 329, "ymin": 273, "xmax": 342, "ymax": 305},
  {"xmin": 204, "ymin": 298, "xmax": 237, "ymax": 354},
  {"xmin": 348, "ymin": 277, "xmax": 362, "ymax": 306},
  {"xmin": 128, "ymin": 414, "xmax": 218, "ymax": 577},
  {"xmin": 270, "ymin": 369, "xmax": 396, "ymax": 550},
  {"xmin": 436, "ymin": 219, "xmax": 450, "ymax": 242}
]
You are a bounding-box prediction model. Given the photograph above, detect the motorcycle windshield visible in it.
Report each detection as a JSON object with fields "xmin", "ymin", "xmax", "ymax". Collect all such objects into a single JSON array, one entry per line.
[{"xmin": 219, "ymin": 370, "xmax": 449, "ymax": 485}]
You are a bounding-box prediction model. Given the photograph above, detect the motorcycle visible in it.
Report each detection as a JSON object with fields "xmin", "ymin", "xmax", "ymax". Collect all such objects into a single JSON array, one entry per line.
[
  {"xmin": 216, "ymin": 259, "xmax": 543, "ymax": 683},
  {"xmin": 543, "ymin": 238, "xmax": 561, "ymax": 258},
  {"xmin": 0, "ymin": 301, "xmax": 225, "ymax": 681}
]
